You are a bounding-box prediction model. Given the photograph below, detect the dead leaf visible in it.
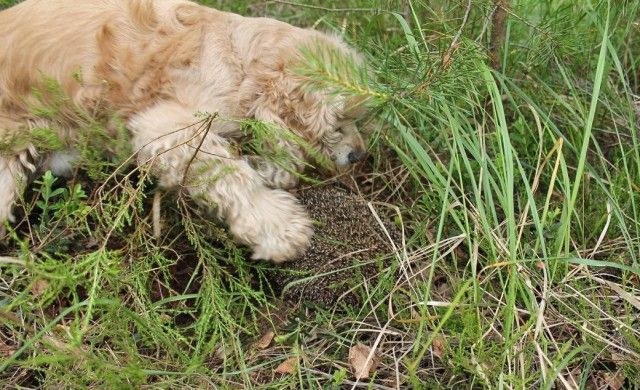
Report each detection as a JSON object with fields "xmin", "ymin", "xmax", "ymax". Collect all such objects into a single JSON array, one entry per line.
[
  {"xmin": 274, "ymin": 356, "xmax": 298, "ymax": 375},
  {"xmin": 255, "ymin": 330, "xmax": 275, "ymax": 350},
  {"xmin": 0, "ymin": 309, "xmax": 21, "ymax": 324},
  {"xmin": 0, "ymin": 341, "xmax": 16, "ymax": 357},
  {"xmin": 605, "ymin": 281, "xmax": 640, "ymax": 311},
  {"xmin": 434, "ymin": 282, "xmax": 452, "ymax": 300},
  {"xmin": 602, "ymin": 371, "xmax": 626, "ymax": 390},
  {"xmin": 432, "ymin": 335, "xmax": 446, "ymax": 359},
  {"xmin": 31, "ymin": 279, "xmax": 49, "ymax": 297},
  {"xmin": 214, "ymin": 344, "xmax": 234, "ymax": 361},
  {"xmin": 349, "ymin": 343, "xmax": 379, "ymax": 380},
  {"xmin": 610, "ymin": 352, "xmax": 628, "ymax": 364}
]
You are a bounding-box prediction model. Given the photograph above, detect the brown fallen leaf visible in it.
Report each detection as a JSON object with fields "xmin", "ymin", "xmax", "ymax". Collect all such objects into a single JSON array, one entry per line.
[
  {"xmin": 31, "ymin": 279, "xmax": 49, "ymax": 297},
  {"xmin": 349, "ymin": 343, "xmax": 379, "ymax": 380},
  {"xmin": 434, "ymin": 282, "xmax": 452, "ymax": 300},
  {"xmin": 0, "ymin": 341, "xmax": 16, "ymax": 357},
  {"xmin": 610, "ymin": 352, "xmax": 628, "ymax": 364},
  {"xmin": 602, "ymin": 370, "xmax": 626, "ymax": 390},
  {"xmin": 274, "ymin": 356, "xmax": 298, "ymax": 375},
  {"xmin": 605, "ymin": 281, "xmax": 640, "ymax": 311},
  {"xmin": 431, "ymin": 335, "xmax": 446, "ymax": 359},
  {"xmin": 255, "ymin": 330, "xmax": 275, "ymax": 350}
]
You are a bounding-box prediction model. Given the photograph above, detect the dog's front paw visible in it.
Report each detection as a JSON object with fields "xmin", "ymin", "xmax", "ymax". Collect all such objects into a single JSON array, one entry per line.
[
  {"xmin": 0, "ymin": 205, "xmax": 15, "ymax": 243},
  {"xmin": 228, "ymin": 189, "xmax": 312, "ymax": 263}
]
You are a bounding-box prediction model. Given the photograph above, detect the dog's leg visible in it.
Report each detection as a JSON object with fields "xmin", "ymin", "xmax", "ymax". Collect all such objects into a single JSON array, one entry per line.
[
  {"xmin": 245, "ymin": 153, "xmax": 304, "ymax": 189},
  {"xmin": 0, "ymin": 114, "xmax": 38, "ymax": 238},
  {"xmin": 0, "ymin": 151, "xmax": 35, "ymax": 239},
  {"xmin": 128, "ymin": 101, "xmax": 312, "ymax": 262},
  {"xmin": 0, "ymin": 157, "xmax": 21, "ymax": 226}
]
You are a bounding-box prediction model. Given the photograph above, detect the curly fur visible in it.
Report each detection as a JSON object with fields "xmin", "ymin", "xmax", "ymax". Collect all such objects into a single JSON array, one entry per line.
[{"xmin": 0, "ymin": 0, "xmax": 369, "ymax": 262}]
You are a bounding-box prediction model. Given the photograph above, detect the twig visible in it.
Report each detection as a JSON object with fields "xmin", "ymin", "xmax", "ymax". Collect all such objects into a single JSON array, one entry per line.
[
  {"xmin": 449, "ymin": 0, "xmax": 473, "ymax": 52},
  {"xmin": 181, "ymin": 113, "xmax": 216, "ymax": 187},
  {"xmin": 442, "ymin": 0, "xmax": 473, "ymax": 69},
  {"xmin": 152, "ymin": 191, "xmax": 162, "ymax": 239}
]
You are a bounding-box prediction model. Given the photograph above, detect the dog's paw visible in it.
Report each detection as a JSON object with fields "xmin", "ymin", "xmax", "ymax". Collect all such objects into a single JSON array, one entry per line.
[
  {"xmin": 245, "ymin": 155, "xmax": 299, "ymax": 190},
  {"xmin": 0, "ymin": 204, "xmax": 15, "ymax": 242},
  {"xmin": 228, "ymin": 189, "xmax": 313, "ymax": 263}
]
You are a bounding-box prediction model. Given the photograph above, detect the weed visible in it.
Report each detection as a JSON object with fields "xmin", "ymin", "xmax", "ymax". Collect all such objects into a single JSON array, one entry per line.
[{"xmin": 1, "ymin": 0, "xmax": 640, "ymax": 389}]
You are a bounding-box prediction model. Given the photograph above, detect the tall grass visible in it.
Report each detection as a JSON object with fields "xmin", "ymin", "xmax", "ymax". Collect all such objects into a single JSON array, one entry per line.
[{"xmin": 1, "ymin": 0, "xmax": 639, "ymax": 388}]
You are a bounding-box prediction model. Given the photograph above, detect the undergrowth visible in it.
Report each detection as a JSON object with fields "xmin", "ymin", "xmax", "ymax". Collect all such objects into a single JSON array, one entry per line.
[{"xmin": 1, "ymin": 0, "xmax": 639, "ymax": 389}]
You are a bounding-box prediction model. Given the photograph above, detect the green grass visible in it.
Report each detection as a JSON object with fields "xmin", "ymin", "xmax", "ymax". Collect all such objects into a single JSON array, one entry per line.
[{"xmin": 2, "ymin": 0, "xmax": 640, "ymax": 388}]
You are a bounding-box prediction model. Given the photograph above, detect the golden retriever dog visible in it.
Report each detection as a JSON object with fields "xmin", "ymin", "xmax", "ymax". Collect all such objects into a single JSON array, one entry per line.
[{"xmin": 0, "ymin": 0, "xmax": 370, "ymax": 261}]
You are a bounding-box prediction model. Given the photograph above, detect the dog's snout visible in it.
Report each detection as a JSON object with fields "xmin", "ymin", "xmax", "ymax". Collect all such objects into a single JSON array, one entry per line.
[{"xmin": 347, "ymin": 151, "xmax": 367, "ymax": 164}]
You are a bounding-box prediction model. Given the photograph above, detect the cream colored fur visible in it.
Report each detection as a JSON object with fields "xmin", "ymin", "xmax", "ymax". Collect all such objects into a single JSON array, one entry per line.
[{"xmin": 0, "ymin": 0, "xmax": 368, "ymax": 262}]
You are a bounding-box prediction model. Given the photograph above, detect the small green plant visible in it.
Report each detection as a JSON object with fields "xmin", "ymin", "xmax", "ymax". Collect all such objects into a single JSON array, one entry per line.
[
  {"xmin": 33, "ymin": 170, "xmax": 66, "ymax": 228},
  {"xmin": 1, "ymin": 0, "xmax": 639, "ymax": 388},
  {"xmin": 30, "ymin": 171, "xmax": 90, "ymax": 252}
]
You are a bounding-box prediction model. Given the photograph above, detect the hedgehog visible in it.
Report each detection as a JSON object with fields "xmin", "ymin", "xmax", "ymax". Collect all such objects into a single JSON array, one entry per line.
[{"xmin": 265, "ymin": 185, "xmax": 402, "ymax": 307}]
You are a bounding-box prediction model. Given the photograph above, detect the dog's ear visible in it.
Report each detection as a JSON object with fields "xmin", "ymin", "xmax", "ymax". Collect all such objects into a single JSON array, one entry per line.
[{"xmin": 245, "ymin": 64, "xmax": 338, "ymax": 145}]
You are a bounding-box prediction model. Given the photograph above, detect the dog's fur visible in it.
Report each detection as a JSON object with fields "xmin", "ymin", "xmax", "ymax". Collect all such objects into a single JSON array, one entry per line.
[{"xmin": 0, "ymin": 0, "xmax": 370, "ymax": 261}]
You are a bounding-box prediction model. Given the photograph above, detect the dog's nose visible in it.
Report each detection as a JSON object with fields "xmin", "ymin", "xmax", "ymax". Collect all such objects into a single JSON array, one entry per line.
[{"xmin": 347, "ymin": 151, "xmax": 367, "ymax": 164}]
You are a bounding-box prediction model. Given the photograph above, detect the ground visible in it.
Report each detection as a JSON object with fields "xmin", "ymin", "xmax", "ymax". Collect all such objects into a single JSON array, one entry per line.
[{"xmin": 1, "ymin": 0, "xmax": 640, "ymax": 389}]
